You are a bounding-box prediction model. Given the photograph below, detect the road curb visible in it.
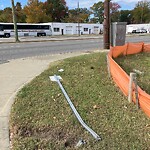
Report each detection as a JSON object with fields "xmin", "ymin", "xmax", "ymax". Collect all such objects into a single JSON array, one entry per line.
[{"xmin": 0, "ymin": 36, "xmax": 102, "ymax": 44}]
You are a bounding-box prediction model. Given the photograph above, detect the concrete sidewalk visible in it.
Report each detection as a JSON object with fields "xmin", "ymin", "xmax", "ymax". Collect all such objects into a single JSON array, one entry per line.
[
  {"xmin": 0, "ymin": 35, "xmax": 102, "ymax": 43},
  {"xmin": 0, "ymin": 52, "xmax": 87, "ymax": 149}
]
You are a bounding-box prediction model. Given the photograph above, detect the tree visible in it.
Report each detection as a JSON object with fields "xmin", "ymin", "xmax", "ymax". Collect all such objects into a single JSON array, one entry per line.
[
  {"xmin": 0, "ymin": 10, "xmax": 3, "ymax": 16},
  {"xmin": 15, "ymin": 2, "xmax": 26, "ymax": 22},
  {"xmin": 90, "ymin": 1, "xmax": 121, "ymax": 23},
  {"xmin": 65, "ymin": 8, "xmax": 91, "ymax": 23},
  {"xmin": 24, "ymin": 0, "xmax": 52, "ymax": 23},
  {"xmin": 132, "ymin": 0, "xmax": 150, "ymax": 23},
  {"xmin": 0, "ymin": 7, "xmax": 13, "ymax": 22},
  {"xmin": 90, "ymin": 1, "xmax": 104, "ymax": 23},
  {"xmin": 119, "ymin": 10, "xmax": 132, "ymax": 24},
  {"xmin": 110, "ymin": 2, "xmax": 121, "ymax": 22},
  {"xmin": 45, "ymin": 0, "xmax": 68, "ymax": 22}
]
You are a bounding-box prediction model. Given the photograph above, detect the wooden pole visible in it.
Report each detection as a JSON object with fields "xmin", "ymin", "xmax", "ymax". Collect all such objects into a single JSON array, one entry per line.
[
  {"xmin": 103, "ymin": 0, "xmax": 110, "ymax": 49},
  {"xmin": 78, "ymin": 1, "xmax": 80, "ymax": 36}
]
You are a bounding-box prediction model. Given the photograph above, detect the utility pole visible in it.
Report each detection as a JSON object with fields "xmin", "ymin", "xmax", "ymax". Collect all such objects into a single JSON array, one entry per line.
[
  {"xmin": 103, "ymin": 0, "xmax": 110, "ymax": 49},
  {"xmin": 141, "ymin": 6, "xmax": 144, "ymax": 23},
  {"xmin": 11, "ymin": 0, "xmax": 19, "ymax": 42},
  {"xmin": 78, "ymin": 1, "xmax": 80, "ymax": 36}
]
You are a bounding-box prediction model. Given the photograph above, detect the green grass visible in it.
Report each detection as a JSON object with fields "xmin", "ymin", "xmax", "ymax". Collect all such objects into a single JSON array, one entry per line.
[
  {"xmin": 10, "ymin": 52, "xmax": 150, "ymax": 150},
  {"xmin": 115, "ymin": 52, "xmax": 150, "ymax": 94}
]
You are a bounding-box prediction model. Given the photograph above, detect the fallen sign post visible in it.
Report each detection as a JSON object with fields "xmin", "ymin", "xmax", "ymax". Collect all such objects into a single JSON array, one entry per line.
[{"xmin": 49, "ymin": 75, "xmax": 101, "ymax": 141}]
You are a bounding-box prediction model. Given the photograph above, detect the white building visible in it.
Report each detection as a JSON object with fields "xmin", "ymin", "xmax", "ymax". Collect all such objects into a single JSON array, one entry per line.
[
  {"xmin": 44, "ymin": 22, "xmax": 103, "ymax": 36},
  {"xmin": 47, "ymin": 22, "xmax": 150, "ymax": 36},
  {"xmin": 126, "ymin": 24, "xmax": 150, "ymax": 33}
]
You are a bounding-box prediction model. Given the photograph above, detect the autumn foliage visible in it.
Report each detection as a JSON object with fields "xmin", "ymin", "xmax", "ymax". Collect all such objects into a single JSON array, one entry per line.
[{"xmin": 0, "ymin": 0, "xmax": 150, "ymax": 23}]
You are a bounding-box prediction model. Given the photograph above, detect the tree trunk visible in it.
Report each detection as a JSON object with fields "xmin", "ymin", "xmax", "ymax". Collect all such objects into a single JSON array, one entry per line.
[{"xmin": 11, "ymin": 0, "xmax": 19, "ymax": 42}]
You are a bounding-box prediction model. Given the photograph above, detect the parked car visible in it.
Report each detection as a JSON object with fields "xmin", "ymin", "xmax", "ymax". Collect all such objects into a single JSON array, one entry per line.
[{"xmin": 132, "ymin": 29, "xmax": 147, "ymax": 34}]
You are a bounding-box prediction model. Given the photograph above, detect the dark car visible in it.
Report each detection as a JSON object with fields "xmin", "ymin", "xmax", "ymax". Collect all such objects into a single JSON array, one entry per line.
[{"xmin": 132, "ymin": 29, "xmax": 147, "ymax": 34}]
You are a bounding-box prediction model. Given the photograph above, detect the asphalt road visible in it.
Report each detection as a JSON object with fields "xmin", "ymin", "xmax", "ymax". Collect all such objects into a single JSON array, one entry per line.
[
  {"xmin": 126, "ymin": 34, "xmax": 150, "ymax": 43},
  {"xmin": 0, "ymin": 38, "xmax": 103, "ymax": 61},
  {"xmin": 0, "ymin": 35, "xmax": 149, "ymax": 62}
]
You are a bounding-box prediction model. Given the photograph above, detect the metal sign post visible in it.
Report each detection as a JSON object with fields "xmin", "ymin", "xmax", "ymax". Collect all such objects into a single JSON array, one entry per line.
[{"xmin": 50, "ymin": 75, "xmax": 101, "ymax": 141}]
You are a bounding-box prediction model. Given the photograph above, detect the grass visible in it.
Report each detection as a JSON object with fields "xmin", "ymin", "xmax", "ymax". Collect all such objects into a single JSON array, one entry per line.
[
  {"xmin": 115, "ymin": 52, "xmax": 150, "ymax": 94},
  {"xmin": 10, "ymin": 52, "xmax": 150, "ymax": 150}
]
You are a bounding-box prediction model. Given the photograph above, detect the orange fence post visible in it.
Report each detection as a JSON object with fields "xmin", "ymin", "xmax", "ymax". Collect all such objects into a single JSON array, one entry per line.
[
  {"xmin": 106, "ymin": 55, "xmax": 111, "ymax": 78},
  {"xmin": 128, "ymin": 73, "xmax": 135, "ymax": 103},
  {"xmin": 108, "ymin": 42, "xmax": 150, "ymax": 117},
  {"xmin": 133, "ymin": 74, "xmax": 139, "ymax": 109}
]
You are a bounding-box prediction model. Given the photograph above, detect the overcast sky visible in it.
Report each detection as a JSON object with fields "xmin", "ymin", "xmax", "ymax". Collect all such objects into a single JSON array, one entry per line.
[{"xmin": 0, "ymin": 0, "xmax": 149, "ymax": 10}]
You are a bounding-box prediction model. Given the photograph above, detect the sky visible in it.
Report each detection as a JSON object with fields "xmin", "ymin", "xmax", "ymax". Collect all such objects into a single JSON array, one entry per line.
[{"xmin": 0, "ymin": 0, "xmax": 148, "ymax": 10}]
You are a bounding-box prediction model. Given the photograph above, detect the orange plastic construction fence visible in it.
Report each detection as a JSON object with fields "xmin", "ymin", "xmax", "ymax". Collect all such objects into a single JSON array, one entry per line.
[{"xmin": 108, "ymin": 42, "xmax": 150, "ymax": 117}]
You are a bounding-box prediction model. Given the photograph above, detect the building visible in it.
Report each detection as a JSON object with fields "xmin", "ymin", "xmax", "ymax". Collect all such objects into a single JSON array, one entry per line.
[
  {"xmin": 126, "ymin": 24, "xmax": 150, "ymax": 34},
  {"xmin": 44, "ymin": 22, "xmax": 103, "ymax": 36}
]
